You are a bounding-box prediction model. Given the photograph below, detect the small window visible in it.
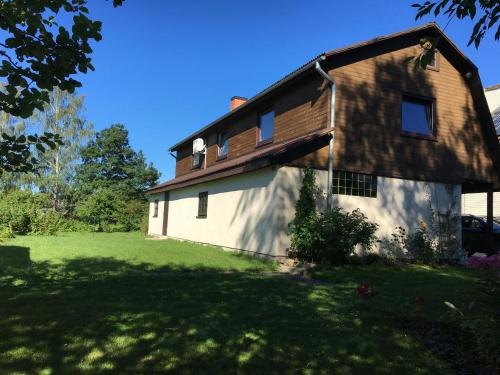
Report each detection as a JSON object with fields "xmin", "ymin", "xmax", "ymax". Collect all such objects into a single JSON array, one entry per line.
[
  {"xmin": 153, "ymin": 200, "xmax": 159, "ymax": 217},
  {"xmin": 426, "ymin": 50, "xmax": 438, "ymax": 70},
  {"xmin": 332, "ymin": 171, "xmax": 377, "ymax": 198},
  {"xmin": 197, "ymin": 192, "xmax": 208, "ymax": 218},
  {"xmin": 258, "ymin": 110, "xmax": 274, "ymax": 143},
  {"xmin": 217, "ymin": 132, "xmax": 229, "ymax": 158},
  {"xmin": 402, "ymin": 96, "xmax": 434, "ymax": 137},
  {"xmin": 193, "ymin": 153, "xmax": 204, "ymax": 168}
]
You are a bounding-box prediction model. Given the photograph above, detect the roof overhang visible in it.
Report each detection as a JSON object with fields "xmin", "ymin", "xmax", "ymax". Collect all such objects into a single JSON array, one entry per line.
[{"xmin": 147, "ymin": 128, "xmax": 331, "ymax": 194}]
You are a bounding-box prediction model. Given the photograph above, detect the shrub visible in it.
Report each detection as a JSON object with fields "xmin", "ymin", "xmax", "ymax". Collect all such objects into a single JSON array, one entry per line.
[
  {"xmin": 30, "ymin": 210, "xmax": 62, "ymax": 235},
  {"xmin": 290, "ymin": 207, "xmax": 378, "ymax": 265},
  {"xmin": 0, "ymin": 225, "xmax": 14, "ymax": 242},
  {"xmin": 120, "ymin": 200, "xmax": 148, "ymax": 231},
  {"xmin": 289, "ymin": 167, "xmax": 318, "ymax": 231},
  {"xmin": 0, "ymin": 190, "xmax": 51, "ymax": 235},
  {"xmin": 140, "ymin": 209, "xmax": 149, "ymax": 234},
  {"xmin": 76, "ymin": 188, "xmax": 127, "ymax": 231},
  {"xmin": 467, "ymin": 253, "xmax": 500, "ymax": 270},
  {"xmin": 406, "ymin": 221, "xmax": 438, "ymax": 265},
  {"xmin": 76, "ymin": 188, "xmax": 147, "ymax": 232},
  {"xmin": 57, "ymin": 218, "xmax": 94, "ymax": 232}
]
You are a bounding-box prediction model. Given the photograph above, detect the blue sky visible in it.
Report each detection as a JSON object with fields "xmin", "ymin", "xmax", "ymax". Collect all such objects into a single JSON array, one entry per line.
[{"xmin": 77, "ymin": 0, "xmax": 499, "ymax": 181}]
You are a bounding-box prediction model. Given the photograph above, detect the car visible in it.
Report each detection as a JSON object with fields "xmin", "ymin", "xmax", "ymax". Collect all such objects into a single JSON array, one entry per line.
[{"xmin": 462, "ymin": 214, "xmax": 500, "ymax": 256}]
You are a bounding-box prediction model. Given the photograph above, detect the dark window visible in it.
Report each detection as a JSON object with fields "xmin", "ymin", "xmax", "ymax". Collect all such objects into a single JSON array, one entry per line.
[
  {"xmin": 153, "ymin": 200, "xmax": 159, "ymax": 217},
  {"xmin": 259, "ymin": 110, "xmax": 274, "ymax": 142},
  {"xmin": 198, "ymin": 192, "xmax": 208, "ymax": 218},
  {"xmin": 193, "ymin": 153, "xmax": 204, "ymax": 168},
  {"xmin": 332, "ymin": 171, "xmax": 377, "ymax": 198},
  {"xmin": 427, "ymin": 50, "xmax": 438, "ymax": 70},
  {"xmin": 217, "ymin": 132, "xmax": 229, "ymax": 158},
  {"xmin": 402, "ymin": 96, "xmax": 434, "ymax": 136}
]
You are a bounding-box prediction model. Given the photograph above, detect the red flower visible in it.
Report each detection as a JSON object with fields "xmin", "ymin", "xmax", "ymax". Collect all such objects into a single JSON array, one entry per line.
[
  {"xmin": 415, "ymin": 296, "xmax": 425, "ymax": 305},
  {"xmin": 356, "ymin": 283, "xmax": 378, "ymax": 298}
]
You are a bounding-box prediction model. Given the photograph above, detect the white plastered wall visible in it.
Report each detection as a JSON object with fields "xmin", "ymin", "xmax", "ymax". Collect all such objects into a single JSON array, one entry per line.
[
  {"xmin": 161, "ymin": 166, "xmax": 461, "ymax": 257},
  {"xmin": 166, "ymin": 166, "xmax": 300, "ymax": 257},
  {"xmin": 147, "ymin": 193, "xmax": 166, "ymax": 236}
]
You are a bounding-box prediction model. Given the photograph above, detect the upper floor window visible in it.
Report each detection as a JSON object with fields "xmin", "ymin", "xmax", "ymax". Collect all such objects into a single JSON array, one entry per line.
[
  {"xmin": 197, "ymin": 191, "xmax": 208, "ymax": 218},
  {"xmin": 193, "ymin": 153, "xmax": 204, "ymax": 168},
  {"xmin": 258, "ymin": 110, "xmax": 274, "ymax": 143},
  {"xmin": 153, "ymin": 199, "xmax": 159, "ymax": 217},
  {"xmin": 426, "ymin": 50, "xmax": 438, "ymax": 70},
  {"xmin": 217, "ymin": 132, "xmax": 229, "ymax": 158},
  {"xmin": 401, "ymin": 96, "xmax": 434, "ymax": 137}
]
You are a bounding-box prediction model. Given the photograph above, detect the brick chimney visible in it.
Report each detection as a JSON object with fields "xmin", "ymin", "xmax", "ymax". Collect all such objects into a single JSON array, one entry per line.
[{"xmin": 230, "ymin": 96, "xmax": 247, "ymax": 111}]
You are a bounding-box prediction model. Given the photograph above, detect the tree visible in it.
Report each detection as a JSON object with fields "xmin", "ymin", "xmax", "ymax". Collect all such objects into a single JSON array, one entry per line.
[
  {"xmin": 412, "ymin": 0, "xmax": 500, "ymax": 68},
  {"xmin": 75, "ymin": 124, "xmax": 159, "ymax": 200},
  {"xmin": 31, "ymin": 88, "xmax": 93, "ymax": 211},
  {"xmin": 0, "ymin": 104, "xmax": 62, "ymax": 177},
  {"xmin": 0, "ymin": 0, "xmax": 123, "ymax": 175},
  {"xmin": 0, "ymin": 0, "xmax": 124, "ymax": 118}
]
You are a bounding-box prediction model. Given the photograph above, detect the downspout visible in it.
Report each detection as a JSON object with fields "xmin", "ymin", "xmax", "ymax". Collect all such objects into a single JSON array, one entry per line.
[
  {"xmin": 168, "ymin": 150, "xmax": 177, "ymax": 159},
  {"xmin": 314, "ymin": 59, "xmax": 336, "ymax": 210}
]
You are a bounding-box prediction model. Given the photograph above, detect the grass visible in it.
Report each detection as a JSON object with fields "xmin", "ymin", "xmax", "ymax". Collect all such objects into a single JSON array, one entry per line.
[{"xmin": 0, "ymin": 232, "xmax": 498, "ymax": 374}]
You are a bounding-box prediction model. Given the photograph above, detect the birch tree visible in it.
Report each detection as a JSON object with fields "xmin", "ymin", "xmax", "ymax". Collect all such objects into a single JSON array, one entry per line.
[{"xmin": 32, "ymin": 88, "xmax": 93, "ymax": 211}]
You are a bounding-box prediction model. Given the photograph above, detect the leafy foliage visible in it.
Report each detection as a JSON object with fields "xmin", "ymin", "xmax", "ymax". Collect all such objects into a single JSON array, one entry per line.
[
  {"xmin": 0, "ymin": 0, "xmax": 124, "ymax": 118},
  {"xmin": 75, "ymin": 124, "xmax": 159, "ymax": 201},
  {"xmin": 413, "ymin": 1, "xmax": 500, "ymax": 48},
  {"xmin": 75, "ymin": 187, "xmax": 147, "ymax": 232},
  {"xmin": 406, "ymin": 221, "xmax": 438, "ymax": 264},
  {"xmin": 411, "ymin": 1, "xmax": 500, "ymax": 68},
  {"xmin": 289, "ymin": 169, "xmax": 378, "ymax": 265},
  {"xmin": 0, "ymin": 130, "xmax": 62, "ymax": 174},
  {"xmin": 30, "ymin": 88, "xmax": 93, "ymax": 210},
  {"xmin": 289, "ymin": 167, "xmax": 318, "ymax": 231}
]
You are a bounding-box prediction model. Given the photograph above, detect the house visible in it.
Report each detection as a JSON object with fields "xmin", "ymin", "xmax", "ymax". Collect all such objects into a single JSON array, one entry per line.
[
  {"xmin": 146, "ymin": 23, "xmax": 500, "ymax": 258},
  {"xmin": 461, "ymin": 84, "xmax": 500, "ymax": 218}
]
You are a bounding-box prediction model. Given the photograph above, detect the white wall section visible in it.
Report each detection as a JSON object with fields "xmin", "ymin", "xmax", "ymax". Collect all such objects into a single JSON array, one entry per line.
[
  {"xmin": 148, "ymin": 166, "xmax": 461, "ymax": 257},
  {"xmin": 147, "ymin": 193, "xmax": 166, "ymax": 236}
]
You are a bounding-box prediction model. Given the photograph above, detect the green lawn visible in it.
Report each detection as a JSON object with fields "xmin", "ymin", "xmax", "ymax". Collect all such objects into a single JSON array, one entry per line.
[{"xmin": 0, "ymin": 232, "xmax": 498, "ymax": 374}]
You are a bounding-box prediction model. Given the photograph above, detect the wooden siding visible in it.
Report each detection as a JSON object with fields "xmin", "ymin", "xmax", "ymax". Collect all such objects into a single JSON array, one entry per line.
[
  {"xmin": 175, "ymin": 42, "xmax": 496, "ymax": 185},
  {"xmin": 174, "ymin": 75, "xmax": 329, "ymax": 177},
  {"xmin": 291, "ymin": 44, "xmax": 497, "ymax": 184}
]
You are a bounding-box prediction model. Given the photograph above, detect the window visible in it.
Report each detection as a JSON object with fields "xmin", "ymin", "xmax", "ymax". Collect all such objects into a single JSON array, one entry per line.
[
  {"xmin": 426, "ymin": 50, "xmax": 438, "ymax": 70},
  {"xmin": 258, "ymin": 110, "xmax": 274, "ymax": 143},
  {"xmin": 153, "ymin": 200, "xmax": 159, "ymax": 218},
  {"xmin": 217, "ymin": 132, "xmax": 229, "ymax": 158},
  {"xmin": 193, "ymin": 153, "xmax": 204, "ymax": 168},
  {"xmin": 402, "ymin": 96, "xmax": 434, "ymax": 137},
  {"xmin": 197, "ymin": 191, "xmax": 208, "ymax": 218},
  {"xmin": 332, "ymin": 171, "xmax": 377, "ymax": 198}
]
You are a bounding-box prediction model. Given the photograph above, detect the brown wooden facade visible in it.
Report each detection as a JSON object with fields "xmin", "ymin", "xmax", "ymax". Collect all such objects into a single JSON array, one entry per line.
[{"xmin": 171, "ymin": 25, "xmax": 499, "ymax": 188}]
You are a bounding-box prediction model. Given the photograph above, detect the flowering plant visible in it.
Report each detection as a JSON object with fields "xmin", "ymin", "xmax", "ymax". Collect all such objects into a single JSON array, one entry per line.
[
  {"xmin": 466, "ymin": 253, "xmax": 500, "ymax": 270},
  {"xmin": 355, "ymin": 283, "xmax": 378, "ymax": 298}
]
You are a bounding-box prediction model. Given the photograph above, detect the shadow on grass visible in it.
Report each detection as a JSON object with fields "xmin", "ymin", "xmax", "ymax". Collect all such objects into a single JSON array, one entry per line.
[
  {"xmin": 0, "ymin": 245, "xmax": 31, "ymax": 269},
  {"xmin": 0, "ymin": 254, "xmax": 483, "ymax": 374}
]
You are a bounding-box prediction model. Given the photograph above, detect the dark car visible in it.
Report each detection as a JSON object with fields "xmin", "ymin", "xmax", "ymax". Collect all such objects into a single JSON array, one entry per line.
[{"xmin": 462, "ymin": 215, "xmax": 500, "ymax": 255}]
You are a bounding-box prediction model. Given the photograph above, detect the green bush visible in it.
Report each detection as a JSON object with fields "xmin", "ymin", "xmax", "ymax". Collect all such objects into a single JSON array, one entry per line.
[
  {"xmin": 30, "ymin": 210, "xmax": 62, "ymax": 235},
  {"xmin": 407, "ymin": 221, "xmax": 437, "ymax": 265},
  {"xmin": 290, "ymin": 207, "xmax": 378, "ymax": 265},
  {"xmin": 0, "ymin": 190, "xmax": 51, "ymax": 235},
  {"xmin": 0, "ymin": 225, "xmax": 14, "ymax": 242},
  {"xmin": 140, "ymin": 209, "xmax": 149, "ymax": 234},
  {"xmin": 289, "ymin": 168, "xmax": 378, "ymax": 265},
  {"xmin": 76, "ymin": 188, "xmax": 146, "ymax": 232},
  {"xmin": 57, "ymin": 218, "xmax": 94, "ymax": 233}
]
